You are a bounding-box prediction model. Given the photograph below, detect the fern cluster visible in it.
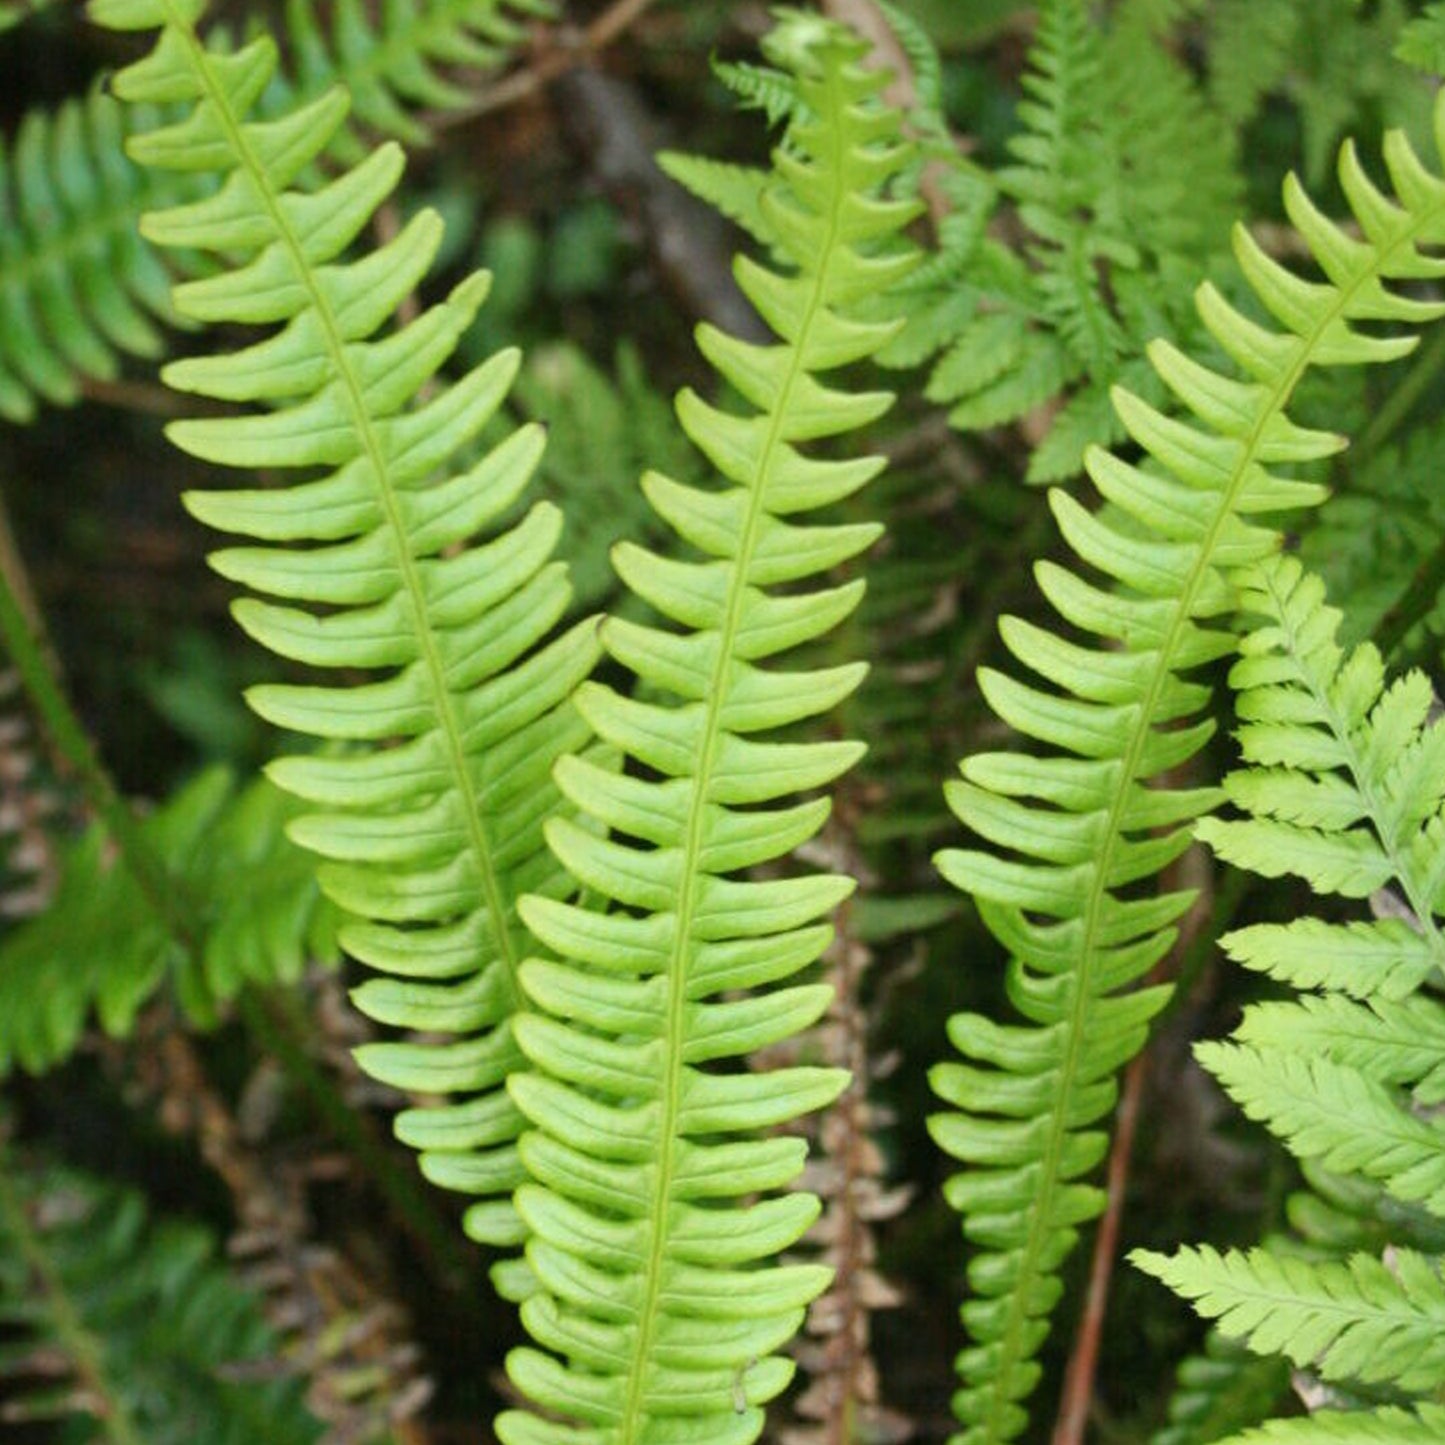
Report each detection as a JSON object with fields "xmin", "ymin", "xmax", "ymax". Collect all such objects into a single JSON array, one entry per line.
[
  {"xmin": 928, "ymin": 85, "xmax": 1445, "ymax": 1445},
  {"xmin": 0, "ymin": 767, "xmax": 336, "ymax": 1074},
  {"xmin": 1138, "ymin": 556, "xmax": 1445, "ymax": 1440}
]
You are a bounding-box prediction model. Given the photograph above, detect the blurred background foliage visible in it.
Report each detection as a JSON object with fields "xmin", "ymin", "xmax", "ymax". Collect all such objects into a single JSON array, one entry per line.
[{"xmin": 1, "ymin": 2, "xmax": 1444, "ymax": 1441}]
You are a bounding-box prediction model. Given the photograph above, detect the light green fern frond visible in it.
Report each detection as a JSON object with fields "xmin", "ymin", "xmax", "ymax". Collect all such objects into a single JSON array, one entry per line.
[
  {"xmin": 0, "ymin": 1158, "xmax": 324, "ymax": 1444},
  {"xmin": 496, "ymin": 16, "xmax": 920, "ymax": 1444},
  {"xmin": 1138, "ymin": 552, "xmax": 1445, "ymax": 1435},
  {"xmin": 929, "ymin": 92, "xmax": 1445, "ymax": 1445},
  {"xmin": 92, "ymin": 0, "xmax": 600, "ymax": 1255},
  {"xmin": 0, "ymin": 767, "xmax": 337, "ymax": 1075}
]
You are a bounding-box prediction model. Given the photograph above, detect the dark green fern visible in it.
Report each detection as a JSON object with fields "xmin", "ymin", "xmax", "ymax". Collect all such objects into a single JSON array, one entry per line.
[{"xmin": 0, "ymin": 1156, "xmax": 324, "ymax": 1445}]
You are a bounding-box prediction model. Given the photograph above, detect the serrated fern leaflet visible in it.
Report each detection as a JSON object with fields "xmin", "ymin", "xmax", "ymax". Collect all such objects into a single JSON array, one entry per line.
[
  {"xmin": 495, "ymin": 18, "xmax": 919, "ymax": 1445},
  {"xmin": 929, "ymin": 91, "xmax": 1445, "ymax": 1445},
  {"xmin": 92, "ymin": 0, "xmax": 597, "ymax": 1256}
]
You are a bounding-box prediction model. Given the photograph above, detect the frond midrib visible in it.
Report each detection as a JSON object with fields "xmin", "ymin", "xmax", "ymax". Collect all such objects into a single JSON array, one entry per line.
[
  {"xmin": 614, "ymin": 60, "xmax": 853, "ymax": 1445},
  {"xmin": 161, "ymin": 0, "xmax": 524, "ymax": 1006},
  {"xmin": 970, "ymin": 197, "xmax": 1445, "ymax": 1443}
]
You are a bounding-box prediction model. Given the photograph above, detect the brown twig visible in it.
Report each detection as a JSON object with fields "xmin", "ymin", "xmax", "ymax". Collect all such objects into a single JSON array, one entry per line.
[
  {"xmin": 432, "ymin": 0, "xmax": 662, "ymax": 125},
  {"xmin": 1050, "ymin": 840, "xmax": 1215, "ymax": 1445}
]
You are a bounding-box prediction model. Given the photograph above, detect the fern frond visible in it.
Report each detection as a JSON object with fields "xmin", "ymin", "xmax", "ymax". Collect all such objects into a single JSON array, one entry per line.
[
  {"xmin": 1199, "ymin": 557, "xmax": 1445, "ymax": 990},
  {"xmin": 1143, "ymin": 551, "xmax": 1445, "ymax": 1436},
  {"xmin": 93, "ymin": 0, "xmax": 599, "ymax": 1253},
  {"xmin": 496, "ymin": 15, "xmax": 920, "ymax": 1444},
  {"xmin": 930, "ymin": 91, "xmax": 1445, "ymax": 1445},
  {"xmin": 1134, "ymin": 1244, "xmax": 1445, "ymax": 1394},
  {"xmin": 0, "ymin": 1158, "xmax": 324, "ymax": 1444},
  {"xmin": 0, "ymin": 89, "xmax": 197, "ymax": 424},
  {"xmin": 0, "ymin": 767, "xmax": 336, "ymax": 1075}
]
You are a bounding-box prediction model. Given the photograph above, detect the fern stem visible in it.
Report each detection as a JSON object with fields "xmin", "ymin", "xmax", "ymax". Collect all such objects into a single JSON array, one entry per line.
[
  {"xmin": 966, "ymin": 195, "xmax": 1445, "ymax": 1445},
  {"xmin": 0, "ymin": 1166, "xmax": 146, "ymax": 1445},
  {"xmin": 612, "ymin": 53, "xmax": 854, "ymax": 1445},
  {"xmin": 157, "ymin": 0, "xmax": 528, "ymax": 1010}
]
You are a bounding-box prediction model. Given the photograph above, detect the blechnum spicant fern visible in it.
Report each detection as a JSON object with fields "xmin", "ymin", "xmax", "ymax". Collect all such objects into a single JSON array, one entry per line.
[
  {"xmin": 928, "ymin": 87, "xmax": 1445, "ymax": 1445},
  {"xmin": 495, "ymin": 18, "xmax": 920, "ymax": 1444},
  {"xmin": 90, "ymin": 0, "xmax": 598, "ymax": 1259},
  {"xmin": 1136, "ymin": 555, "xmax": 1445, "ymax": 1442}
]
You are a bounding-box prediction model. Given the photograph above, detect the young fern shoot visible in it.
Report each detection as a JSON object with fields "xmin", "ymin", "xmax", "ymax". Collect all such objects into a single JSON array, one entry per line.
[
  {"xmin": 929, "ymin": 94, "xmax": 1445, "ymax": 1445},
  {"xmin": 89, "ymin": 0, "xmax": 599, "ymax": 1259},
  {"xmin": 497, "ymin": 17, "xmax": 920, "ymax": 1444},
  {"xmin": 1138, "ymin": 555, "xmax": 1445, "ymax": 1442}
]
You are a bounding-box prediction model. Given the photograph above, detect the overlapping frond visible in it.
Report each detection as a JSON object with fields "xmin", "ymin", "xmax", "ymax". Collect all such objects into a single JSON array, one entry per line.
[
  {"xmin": 495, "ymin": 16, "xmax": 919, "ymax": 1443},
  {"xmin": 0, "ymin": 1157, "xmax": 324, "ymax": 1444},
  {"xmin": 929, "ymin": 94, "xmax": 1445, "ymax": 1445},
  {"xmin": 93, "ymin": 0, "xmax": 598, "ymax": 1253},
  {"xmin": 0, "ymin": 768, "xmax": 337, "ymax": 1075},
  {"xmin": 1138, "ymin": 553, "xmax": 1445, "ymax": 1435}
]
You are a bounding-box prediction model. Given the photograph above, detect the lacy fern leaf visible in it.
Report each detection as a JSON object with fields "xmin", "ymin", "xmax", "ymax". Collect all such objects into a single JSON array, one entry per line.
[
  {"xmin": 1138, "ymin": 553, "xmax": 1445, "ymax": 1435},
  {"xmin": 92, "ymin": 0, "xmax": 599, "ymax": 1254},
  {"xmin": 496, "ymin": 16, "xmax": 919, "ymax": 1444},
  {"xmin": 1137, "ymin": 1245, "xmax": 1445, "ymax": 1394},
  {"xmin": 930, "ymin": 92, "xmax": 1445, "ymax": 1445}
]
